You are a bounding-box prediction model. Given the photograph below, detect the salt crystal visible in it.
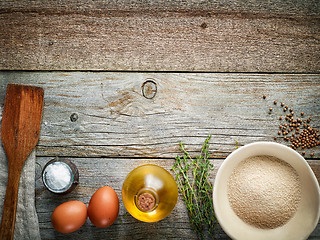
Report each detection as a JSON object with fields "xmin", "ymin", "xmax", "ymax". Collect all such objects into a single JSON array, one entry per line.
[{"xmin": 43, "ymin": 162, "xmax": 73, "ymax": 193}]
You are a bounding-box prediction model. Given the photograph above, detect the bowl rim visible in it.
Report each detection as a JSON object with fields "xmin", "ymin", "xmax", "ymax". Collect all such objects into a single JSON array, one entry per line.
[{"xmin": 213, "ymin": 141, "xmax": 320, "ymax": 240}]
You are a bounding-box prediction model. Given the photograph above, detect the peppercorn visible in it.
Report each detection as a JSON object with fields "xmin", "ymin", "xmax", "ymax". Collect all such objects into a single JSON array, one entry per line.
[{"xmin": 266, "ymin": 99, "xmax": 318, "ymax": 154}]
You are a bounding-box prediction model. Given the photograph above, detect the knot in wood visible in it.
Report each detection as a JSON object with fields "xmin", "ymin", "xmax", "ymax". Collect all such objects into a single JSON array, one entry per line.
[
  {"xmin": 142, "ymin": 80, "xmax": 157, "ymax": 99},
  {"xmin": 200, "ymin": 22, "xmax": 208, "ymax": 29},
  {"xmin": 70, "ymin": 113, "xmax": 78, "ymax": 122}
]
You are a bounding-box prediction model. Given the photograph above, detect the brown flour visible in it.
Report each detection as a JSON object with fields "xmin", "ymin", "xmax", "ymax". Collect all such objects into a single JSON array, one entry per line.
[{"xmin": 228, "ymin": 155, "xmax": 301, "ymax": 229}]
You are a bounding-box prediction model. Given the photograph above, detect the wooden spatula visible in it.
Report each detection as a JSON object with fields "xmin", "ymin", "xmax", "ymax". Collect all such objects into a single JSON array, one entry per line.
[{"xmin": 0, "ymin": 83, "xmax": 44, "ymax": 240}]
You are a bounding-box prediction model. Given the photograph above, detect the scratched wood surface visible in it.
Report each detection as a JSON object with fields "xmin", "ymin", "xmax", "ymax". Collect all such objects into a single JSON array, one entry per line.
[
  {"xmin": 0, "ymin": 72, "xmax": 319, "ymax": 158},
  {"xmin": 0, "ymin": 72, "xmax": 319, "ymax": 239},
  {"xmin": 0, "ymin": 0, "xmax": 319, "ymax": 72},
  {"xmin": 1, "ymin": 0, "xmax": 320, "ymax": 239},
  {"xmin": 34, "ymin": 158, "xmax": 320, "ymax": 240}
]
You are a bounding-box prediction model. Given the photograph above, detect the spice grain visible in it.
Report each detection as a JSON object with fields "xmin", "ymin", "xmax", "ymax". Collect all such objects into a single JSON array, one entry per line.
[{"xmin": 266, "ymin": 99, "xmax": 319, "ymax": 156}]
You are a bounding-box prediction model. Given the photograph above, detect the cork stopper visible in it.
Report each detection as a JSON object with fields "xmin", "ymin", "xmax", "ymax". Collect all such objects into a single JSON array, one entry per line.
[{"xmin": 137, "ymin": 192, "xmax": 155, "ymax": 212}]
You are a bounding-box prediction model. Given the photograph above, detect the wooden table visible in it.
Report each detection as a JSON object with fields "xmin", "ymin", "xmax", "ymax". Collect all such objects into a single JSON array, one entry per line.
[{"xmin": 0, "ymin": 1, "xmax": 319, "ymax": 239}]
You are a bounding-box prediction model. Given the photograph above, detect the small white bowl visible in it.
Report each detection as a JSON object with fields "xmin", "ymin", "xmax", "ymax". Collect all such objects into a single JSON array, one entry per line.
[{"xmin": 213, "ymin": 142, "xmax": 320, "ymax": 240}]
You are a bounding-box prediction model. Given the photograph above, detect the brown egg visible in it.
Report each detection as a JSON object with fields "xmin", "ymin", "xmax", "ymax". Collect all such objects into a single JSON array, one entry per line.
[
  {"xmin": 88, "ymin": 186, "xmax": 119, "ymax": 227},
  {"xmin": 51, "ymin": 201, "xmax": 87, "ymax": 233}
]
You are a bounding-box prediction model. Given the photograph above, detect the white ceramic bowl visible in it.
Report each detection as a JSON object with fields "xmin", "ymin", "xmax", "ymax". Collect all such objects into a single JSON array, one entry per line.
[{"xmin": 213, "ymin": 142, "xmax": 320, "ymax": 240}]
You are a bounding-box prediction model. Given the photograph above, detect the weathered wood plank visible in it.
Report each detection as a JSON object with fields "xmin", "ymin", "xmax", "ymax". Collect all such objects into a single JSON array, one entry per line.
[
  {"xmin": 309, "ymin": 160, "xmax": 320, "ymax": 183},
  {"xmin": 35, "ymin": 157, "xmax": 320, "ymax": 239},
  {"xmin": 1, "ymin": 72, "xmax": 319, "ymax": 159},
  {"xmin": 35, "ymin": 158, "xmax": 208, "ymax": 240},
  {"xmin": 1, "ymin": 0, "xmax": 320, "ymax": 14},
  {"xmin": 0, "ymin": 1, "xmax": 319, "ymax": 72}
]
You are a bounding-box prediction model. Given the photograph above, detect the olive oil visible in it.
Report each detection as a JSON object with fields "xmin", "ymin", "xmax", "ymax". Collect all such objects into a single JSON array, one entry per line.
[{"xmin": 122, "ymin": 164, "xmax": 178, "ymax": 222}]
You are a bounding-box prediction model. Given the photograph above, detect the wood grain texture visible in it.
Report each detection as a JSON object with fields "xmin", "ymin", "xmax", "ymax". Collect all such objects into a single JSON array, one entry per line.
[
  {"xmin": 0, "ymin": 72, "xmax": 319, "ymax": 239},
  {"xmin": 1, "ymin": 0, "xmax": 320, "ymax": 14},
  {"xmin": 1, "ymin": 2, "xmax": 319, "ymax": 238},
  {"xmin": 0, "ymin": 0, "xmax": 319, "ymax": 72},
  {"xmin": 34, "ymin": 157, "xmax": 320, "ymax": 240},
  {"xmin": 35, "ymin": 158, "xmax": 200, "ymax": 240},
  {"xmin": 1, "ymin": 72, "xmax": 319, "ymax": 159}
]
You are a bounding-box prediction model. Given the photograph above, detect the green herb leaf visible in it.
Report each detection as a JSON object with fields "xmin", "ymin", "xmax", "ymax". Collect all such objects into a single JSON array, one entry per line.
[{"xmin": 172, "ymin": 135, "xmax": 216, "ymax": 239}]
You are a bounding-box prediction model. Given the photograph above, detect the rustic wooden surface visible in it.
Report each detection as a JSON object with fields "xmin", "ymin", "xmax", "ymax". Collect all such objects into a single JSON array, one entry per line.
[
  {"xmin": 0, "ymin": 0, "xmax": 319, "ymax": 72},
  {"xmin": 0, "ymin": 72, "xmax": 319, "ymax": 158},
  {"xmin": 1, "ymin": 0, "xmax": 320, "ymax": 239},
  {"xmin": 0, "ymin": 72, "xmax": 319, "ymax": 239}
]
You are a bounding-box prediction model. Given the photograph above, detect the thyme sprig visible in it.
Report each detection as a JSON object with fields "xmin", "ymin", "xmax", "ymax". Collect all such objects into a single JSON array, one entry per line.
[{"xmin": 172, "ymin": 135, "xmax": 215, "ymax": 239}]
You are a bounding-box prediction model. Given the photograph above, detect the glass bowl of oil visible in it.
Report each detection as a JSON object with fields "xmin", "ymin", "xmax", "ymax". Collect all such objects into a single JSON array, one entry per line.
[{"xmin": 122, "ymin": 164, "xmax": 178, "ymax": 222}]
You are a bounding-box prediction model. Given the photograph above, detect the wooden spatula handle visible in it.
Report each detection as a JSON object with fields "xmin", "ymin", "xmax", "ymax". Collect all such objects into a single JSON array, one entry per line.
[
  {"xmin": 0, "ymin": 84, "xmax": 44, "ymax": 239},
  {"xmin": 0, "ymin": 167, "xmax": 21, "ymax": 240}
]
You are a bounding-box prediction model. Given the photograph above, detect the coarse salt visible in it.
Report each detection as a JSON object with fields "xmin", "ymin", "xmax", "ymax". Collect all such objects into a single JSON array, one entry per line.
[{"xmin": 43, "ymin": 162, "xmax": 73, "ymax": 192}]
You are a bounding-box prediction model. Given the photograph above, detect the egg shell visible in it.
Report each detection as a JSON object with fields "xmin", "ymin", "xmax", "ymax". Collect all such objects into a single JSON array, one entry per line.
[
  {"xmin": 88, "ymin": 186, "xmax": 119, "ymax": 228},
  {"xmin": 51, "ymin": 201, "xmax": 87, "ymax": 233}
]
